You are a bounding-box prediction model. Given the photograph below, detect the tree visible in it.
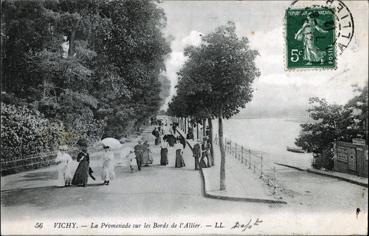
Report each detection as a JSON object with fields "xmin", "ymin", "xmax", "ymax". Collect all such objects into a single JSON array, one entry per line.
[
  {"xmin": 93, "ymin": 0, "xmax": 171, "ymax": 137},
  {"xmin": 171, "ymin": 22, "xmax": 260, "ymax": 190},
  {"xmin": 2, "ymin": 0, "xmax": 171, "ymax": 157},
  {"xmin": 295, "ymin": 85, "xmax": 368, "ymax": 168}
]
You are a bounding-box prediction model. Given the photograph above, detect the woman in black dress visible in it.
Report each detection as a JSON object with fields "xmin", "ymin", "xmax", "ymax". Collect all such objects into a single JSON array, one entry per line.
[{"xmin": 72, "ymin": 145, "xmax": 93, "ymax": 187}]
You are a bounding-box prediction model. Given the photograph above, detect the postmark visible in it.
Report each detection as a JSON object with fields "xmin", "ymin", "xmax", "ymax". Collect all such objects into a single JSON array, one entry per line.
[
  {"xmin": 286, "ymin": 7, "xmax": 336, "ymax": 69},
  {"xmin": 291, "ymin": 0, "xmax": 354, "ymax": 55}
]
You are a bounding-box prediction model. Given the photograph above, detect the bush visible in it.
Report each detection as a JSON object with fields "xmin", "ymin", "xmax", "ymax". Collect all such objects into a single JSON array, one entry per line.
[{"xmin": 1, "ymin": 103, "xmax": 64, "ymax": 160}]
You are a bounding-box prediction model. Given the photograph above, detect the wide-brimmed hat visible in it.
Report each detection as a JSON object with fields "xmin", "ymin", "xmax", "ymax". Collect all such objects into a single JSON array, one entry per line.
[{"xmin": 77, "ymin": 139, "xmax": 88, "ymax": 147}]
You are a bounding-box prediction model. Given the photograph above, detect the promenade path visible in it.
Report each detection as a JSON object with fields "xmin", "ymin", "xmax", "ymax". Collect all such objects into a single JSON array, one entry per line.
[{"xmin": 1, "ymin": 126, "xmax": 367, "ymax": 235}]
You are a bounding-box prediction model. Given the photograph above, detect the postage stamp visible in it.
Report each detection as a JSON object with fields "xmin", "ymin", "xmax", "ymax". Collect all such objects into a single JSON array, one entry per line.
[{"xmin": 286, "ymin": 7, "xmax": 336, "ymax": 69}]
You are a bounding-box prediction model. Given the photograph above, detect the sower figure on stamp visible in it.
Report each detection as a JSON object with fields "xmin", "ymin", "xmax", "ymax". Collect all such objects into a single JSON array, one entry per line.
[
  {"xmin": 294, "ymin": 12, "xmax": 329, "ymax": 65},
  {"xmin": 134, "ymin": 140, "xmax": 144, "ymax": 171}
]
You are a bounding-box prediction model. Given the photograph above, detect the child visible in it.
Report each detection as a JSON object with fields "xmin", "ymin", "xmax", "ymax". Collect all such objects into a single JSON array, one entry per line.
[{"xmin": 55, "ymin": 146, "xmax": 73, "ymax": 187}]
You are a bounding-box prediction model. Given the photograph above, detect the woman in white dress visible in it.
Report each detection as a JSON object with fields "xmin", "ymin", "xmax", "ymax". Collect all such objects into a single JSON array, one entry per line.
[
  {"xmin": 55, "ymin": 146, "xmax": 73, "ymax": 187},
  {"xmin": 101, "ymin": 146, "xmax": 115, "ymax": 185}
]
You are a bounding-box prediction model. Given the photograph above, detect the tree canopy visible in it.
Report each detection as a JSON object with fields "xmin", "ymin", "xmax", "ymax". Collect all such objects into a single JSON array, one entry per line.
[
  {"xmin": 296, "ymin": 85, "xmax": 368, "ymax": 154},
  {"xmin": 168, "ymin": 22, "xmax": 260, "ymax": 190},
  {"xmin": 1, "ymin": 0, "xmax": 171, "ymax": 161}
]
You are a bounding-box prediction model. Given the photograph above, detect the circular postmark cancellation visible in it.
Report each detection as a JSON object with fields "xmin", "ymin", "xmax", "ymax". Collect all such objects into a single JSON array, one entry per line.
[{"xmin": 285, "ymin": 0, "xmax": 354, "ymax": 70}]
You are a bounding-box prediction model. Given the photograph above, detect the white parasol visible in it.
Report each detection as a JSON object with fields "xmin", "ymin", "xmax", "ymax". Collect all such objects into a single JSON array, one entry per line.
[{"xmin": 100, "ymin": 138, "xmax": 122, "ymax": 149}]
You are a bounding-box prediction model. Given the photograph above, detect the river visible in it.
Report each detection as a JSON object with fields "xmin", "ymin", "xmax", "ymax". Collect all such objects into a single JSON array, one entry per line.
[{"xmin": 212, "ymin": 118, "xmax": 313, "ymax": 170}]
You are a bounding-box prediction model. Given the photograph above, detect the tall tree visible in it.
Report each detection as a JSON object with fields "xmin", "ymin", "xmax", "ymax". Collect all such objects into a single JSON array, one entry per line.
[{"xmin": 171, "ymin": 22, "xmax": 260, "ymax": 190}]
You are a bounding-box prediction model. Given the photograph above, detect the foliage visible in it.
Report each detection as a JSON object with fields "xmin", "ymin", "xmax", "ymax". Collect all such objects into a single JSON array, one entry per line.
[
  {"xmin": 296, "ymin": 86, "xmax": 368, "ymax": 169},
  {"xmin": 1, "ymin": 103, "xmax": 64, "ymax": 159},
  {"xmin": 168, "ymin": 22, "xmax": 260, "ymax": 190},
  {"xmin": 2, "ymin": 0, "xmax": 170, "ymax": 154},
  {"xmin": 93, "ymin": 0, "xmax": 171, "ymax": 135},
  {"xmin": 296, "ymin": 86, "xmax": 368, "ymax": 154}
]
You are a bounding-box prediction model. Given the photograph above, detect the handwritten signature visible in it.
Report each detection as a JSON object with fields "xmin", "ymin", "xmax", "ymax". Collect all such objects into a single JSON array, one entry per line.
[{"xmin": 231, "ymin": 218, "xmax": 263, "ymax": 232}]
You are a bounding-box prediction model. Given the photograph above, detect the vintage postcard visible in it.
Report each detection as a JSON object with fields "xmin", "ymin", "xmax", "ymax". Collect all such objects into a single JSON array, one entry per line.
[{"xmin": 1, "ymin": 0, "xmax": 368, "ymax": 235}]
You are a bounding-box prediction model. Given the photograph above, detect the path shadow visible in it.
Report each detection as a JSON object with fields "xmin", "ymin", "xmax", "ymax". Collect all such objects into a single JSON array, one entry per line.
[
  {"xmin": 1, "ymin": 182, "xmax": 106, "ymax": 194},
  {"xmin": 23, "ymin": 171, "xmax": 57, "ymax": 179}
]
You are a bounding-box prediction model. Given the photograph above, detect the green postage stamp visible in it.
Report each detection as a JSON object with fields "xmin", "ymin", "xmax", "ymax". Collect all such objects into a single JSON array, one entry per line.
[{"xmin": 286, "ymin": 7, "xmax": 336, "ymax": 69}]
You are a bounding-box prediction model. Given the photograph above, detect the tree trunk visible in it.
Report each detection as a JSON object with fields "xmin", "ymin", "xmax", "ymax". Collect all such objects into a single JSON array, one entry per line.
[
  {"xmin": 69, "ymin": 17, "xmax": 83, "ymax": 57},
  {"xmin": 202, "ymin": 119, "xmax": 206, "ymax": 140},
  {"xmin": 219, "ymin": 110, "xmax": 226, "ymax": 191},
  {"xmin": 208, "ymin": 117, "xmax": 214, "ymax": 166},
  {"xmin": 185, "ymin": 117, "xmax": 187, "ymax": 134},
  {"xmin": 68, "ymin": 29, "xmax": 76, "ymax": 57},
  {"xmin": 196, "ymin": 122, "xmax": 199, "ymax": 141}
]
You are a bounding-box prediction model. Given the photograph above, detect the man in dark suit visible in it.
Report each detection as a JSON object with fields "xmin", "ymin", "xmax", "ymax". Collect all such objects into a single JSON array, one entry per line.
[{"xmin": 134, "ymin": 140, "xmax": 144, "ymax": 171}]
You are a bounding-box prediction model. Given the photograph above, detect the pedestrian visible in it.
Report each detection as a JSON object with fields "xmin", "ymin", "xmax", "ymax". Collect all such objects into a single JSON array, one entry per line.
[
  {"xmin": 164, "ymin": 134, "xmax": 176, "ymax": 147},
  {"xmin": 72, "ymin": 142, "xmax": 95, "ymax": 187},
  {"xmin": 206, "ymin": 138, "xmax": 213, "ymax": 166},
  {"xmin": 134, "ymin": 140, "xmax": 144, "ymax": 171},
  {"xmin": 55, "ymin": 145, "xmax": 73, "ymax": 187},
  {"xmin": 200, "ymin": 139, "xmax": 209, "ymax": 168},
  {"xmin": 186, "ymin": 129, "xmax": 194, "ymax": 140},
  {"xmin": 101, "ymin": 146, "xmax": 115, "ymax": 185},
  {"xmin": 160, "ymin": 140, "xmax": 169, "ymax": 166},
  {"xmin": 152, "ymin": 127, "xmax": 160, "ymax": 145},
  {"xmin": 175, "ymin": 140, "xmax": 185, "ymax": 168},
  {"xmin": 178, "ymin": 135, "xmax": 186, "ymax": 149},
  {"xmin": 142, "ymin": 140, "xmax": 153, "ymax": 166},
  {"xmin": 172, "ymin": 123, "xmax": 177, "ymax": 134},
  {"xmin": 126, "ymin": 150, "xmax": 136, "ymax": 172},
  {"xmin": 193, "ymin": 142, "xmax": 201, "ymax": 170}
]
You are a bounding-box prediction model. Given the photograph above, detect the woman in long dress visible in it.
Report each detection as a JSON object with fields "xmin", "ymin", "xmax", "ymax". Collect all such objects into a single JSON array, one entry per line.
[
  {"xmin": 55, "ymin": 147, "xmax": 73, "ymax": 187},
  {"xmin": 101, "ymin": 146, "xmax": 115, "ymax": 185},
  {"xmin": 175, "ymin": 141, "xmax": 185, "ymax": 168},
  {"xmin": 160, "ymin": 141, "xmax": 169, "ymax": 166},
  {"xmin": 200, "ymin": 141, "xmax": 209, "ymax": 168},
  {"xmin": 72, "ymin": 146, "xmax": 91, "ymax": 187},
  {"xmin": 142, "ymin": 141, "xmax": 153, "ymax": 166}
]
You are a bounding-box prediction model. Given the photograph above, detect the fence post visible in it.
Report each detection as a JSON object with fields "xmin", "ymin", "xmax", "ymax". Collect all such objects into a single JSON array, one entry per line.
[
  {"xmin": 235, "ymin": 143, "xmax": 237, "ymax": 159},
  {"xmin": 241, "ymin": 146, "xmax": 244, "ymax": 163},
  {"xmin": 248, "ymin": 149, "xmax": 251, "ymax": 169},
  {"xmin": 260, "ymin": 153, "xmax": 263, "ymax": 178}
]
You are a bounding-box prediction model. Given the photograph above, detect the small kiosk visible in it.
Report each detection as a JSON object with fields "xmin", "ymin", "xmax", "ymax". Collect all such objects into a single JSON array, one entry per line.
[{"xmin": 333, "ymin": 138, "xmax": 368, "ymax": 177}]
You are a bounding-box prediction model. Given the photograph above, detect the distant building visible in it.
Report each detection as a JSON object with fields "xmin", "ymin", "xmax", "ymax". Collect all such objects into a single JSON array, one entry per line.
[{"xmin": 333, "ymin": 139, "xmax": 368, "ymax": 177}]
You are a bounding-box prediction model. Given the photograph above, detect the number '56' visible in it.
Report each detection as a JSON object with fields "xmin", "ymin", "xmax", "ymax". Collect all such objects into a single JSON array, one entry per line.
[{"xmin": 290, "ymin": 49, "xmax": 302, "ymax": 62}]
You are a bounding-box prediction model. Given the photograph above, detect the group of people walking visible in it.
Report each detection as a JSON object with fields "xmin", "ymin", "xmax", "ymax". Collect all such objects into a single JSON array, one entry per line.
[
  {"xmin": 56, "ymin": 142, "xmax": 114, "ymax": 187},
  {"xmin": 133, "ymin": 140, "xmax": 153, "ymax": 170},
  {"xmin": 132, "ymin": 125, "xmax": 186, "ymax": 170},
  {"xmin": 56, "ymin": 121, "xmax": 213, "ymax": 187}
]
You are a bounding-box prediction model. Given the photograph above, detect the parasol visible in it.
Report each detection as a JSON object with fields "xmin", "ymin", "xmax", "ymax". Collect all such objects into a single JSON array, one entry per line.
[{"xmin": 100, "ymin": 138, "xmax": 122, "ymax": 149}]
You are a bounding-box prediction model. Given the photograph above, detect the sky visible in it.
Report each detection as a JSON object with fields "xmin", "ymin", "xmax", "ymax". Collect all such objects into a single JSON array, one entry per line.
[{"xmin": 159, "ymin": 0, "xmax": 368, "ymax": 116}]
